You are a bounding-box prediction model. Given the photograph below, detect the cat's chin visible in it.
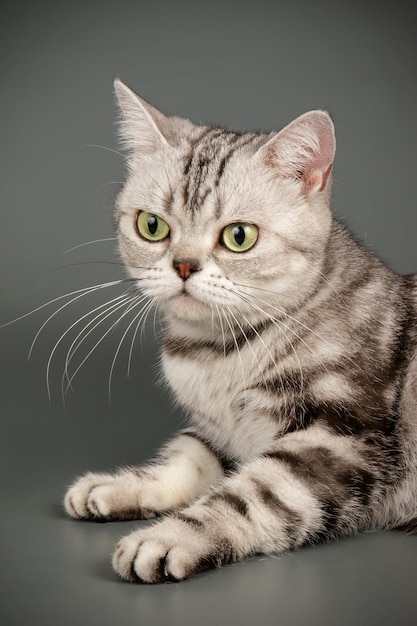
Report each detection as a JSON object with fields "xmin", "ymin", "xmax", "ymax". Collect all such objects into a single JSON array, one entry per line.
[{"xmin": 162, "ymin": 293, "xmax": 212, "ymax": 323}]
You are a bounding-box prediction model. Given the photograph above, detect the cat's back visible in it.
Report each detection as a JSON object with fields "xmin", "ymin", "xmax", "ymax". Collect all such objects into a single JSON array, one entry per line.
[
  {"xmin": 401, "ymin": 273, "xmax": 417, "ymax": 426},
  {"xmin": 332, "ymin": 223, "xmax": 417, "ymax": 427}
]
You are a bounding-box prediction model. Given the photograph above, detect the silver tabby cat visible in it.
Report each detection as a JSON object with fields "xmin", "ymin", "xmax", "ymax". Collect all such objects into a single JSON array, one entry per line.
[{"xmin": 64, "ymin": 80, "xmax": 417, "ymax": 583}]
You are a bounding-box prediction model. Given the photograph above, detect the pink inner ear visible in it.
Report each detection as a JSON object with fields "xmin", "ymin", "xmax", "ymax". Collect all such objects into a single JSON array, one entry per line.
[
  {"xmin": 264, "ymin": 111, "xmax": 335, "ymax": 193},
  {"xmin": 304, "ymin": 119, "xmax": 335, "ymax": 191},
  {"xmin": 308, "ymin": 163, "xmax": 333, "ymax": 192}
]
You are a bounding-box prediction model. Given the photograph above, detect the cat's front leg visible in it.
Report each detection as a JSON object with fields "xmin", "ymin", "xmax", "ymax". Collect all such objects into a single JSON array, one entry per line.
[
  {"xmin": 113, "ymin": 430, "xmax": 374, "ymax": 582},
  {"xmin": 112, "ymin": 462, "xmax": 307, "ymax": 582},
  {"xmin": 64, "ymin": 432, "xmax": 225, "ymax": 520}
]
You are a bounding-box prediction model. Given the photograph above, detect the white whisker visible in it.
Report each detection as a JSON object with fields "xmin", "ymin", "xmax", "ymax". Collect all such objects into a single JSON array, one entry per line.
[
  {"xmin": 81, "ymin": 144, "xmax": 125, "ymax": 159},
  {"xmin": 28, "ymin": 280, "xmax": 138, "ymax": 359},
  {"xmin": 236, "ymin": 285, "xmax": 330, "ymax": 350},
  {"xmin": 139, "ymin": 298, "xmax": 156, "ymax": 347},
  {"xmin": 222, "ymin": 308, "xmax": 247, "ymax": 405},
  {"xmin": 241, "ymin": 315, "xmax": 281, "ymax": 387},
  {"xmin": 152, "ymin": 302, "xmax": 160, "ymax": 339},
  {"xmin": 226, "ymin": 306, "xmax": 271, "ymax": 394},
  {"xmin": 227, "ymin": 289, "xmax": 305, "ymax": 395},
  {"xmin": 61, "ymin": 293, "xmax": 138, "ymax": 400},
  {"xmin": 108, "ymin": 296, "xmax": 151, "ymax": 400},
  {"xmin": 100, "ymin": 181, "xmax": 124, "ymax": 188},
  {"xmin": 62, "ymin": 238, "xmax": 117, "ymax": 255},
  {"xmin": 127, "ymin": 298, "xmax": 156, "ymax": 378},
  {"xmin": 0, "ymin": 278, "xmax": 136, "ymax": 332},
  {"xmin": 214, "ymin": 303, "xmax": 227, "ymax": 359},
  {"xmin": 242, "ymin": 310, "xmax": 291, "ymax": 417},
  {"xmin": 45, "ymin": 292, "xmax": 132, "ymax": 402},
  {"xmin": 64, "ymin": 296, "xmax": 143, "ymax": 394}
]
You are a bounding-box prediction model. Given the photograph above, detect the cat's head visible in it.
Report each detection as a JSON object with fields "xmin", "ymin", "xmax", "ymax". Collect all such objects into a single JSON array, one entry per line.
[{"xmin": 114, "ymin": 80, "xmax": 335, "ymax": 333}]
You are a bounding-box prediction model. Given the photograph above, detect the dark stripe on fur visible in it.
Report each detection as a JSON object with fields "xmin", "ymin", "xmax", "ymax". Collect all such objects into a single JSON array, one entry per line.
[
  {"xmin": 212, "ymin": 133, "xmax": 242, "ymax": 187},
  {"xmin": 172, "ymin": 511, "xmax": 206, "ymax": 530},
  {"xmin": 251, "ymin": 478, "xmax": 300, "ymax": 520},
  {"xmin": 164, "ymin": 318, "xmax": 273, "ymax": 359},
  {"xmin": 182, "ymin": 128, "xmax": 262, "ymax": 215},
  {"xmin": 191, "ymin": 538, "xmax": 240, "ymax": 578},
  {"xmin": 182, "ymin": 127, "xmax": 225, "ymax": 211},
  {"xmin": 251, "ymin": 478, "xmax": 303, "ymax": 543},
  {"xmin": 264, "ymin": 447, "xmax": 376, "ymax": 534},
  {"xmin": 394, "ymin": 518, "xmax": 417, "ymax": 534},
  {"xmin": 388, "ymin": 275, "xmax": 417, "ymax": 415},
  {"xmin": 305, "ymin": 404, "xmax": 379, "ymax": 437},
  {"xmin": 182, "ymin": 127, "xmax": 217, "ymax": 205},
  {"xmin": 207, "ymin": 491, "xmax": 250, "ymax": 518},
  {"xmin": 213, "ymin": 133, "xmax": 258, "ymax": 187}
]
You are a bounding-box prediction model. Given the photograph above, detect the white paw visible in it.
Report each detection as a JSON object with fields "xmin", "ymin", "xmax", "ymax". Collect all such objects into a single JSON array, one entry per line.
[
  {"xmin": 64, "ymin": 472, "xmax": 157, "ymax": 521},
  {"xmin": 112, "ymin": 515, "xmax": 234, "ymax": 583},
  {"xmin": 64, "ymin": 472, "xmax": 112, "ymax": 519}
]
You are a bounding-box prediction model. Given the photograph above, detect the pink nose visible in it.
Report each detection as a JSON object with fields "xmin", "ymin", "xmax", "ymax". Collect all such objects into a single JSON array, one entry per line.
[{"xmin": 173, "ymin": 261, "xmax": 199, "ymax": 280}]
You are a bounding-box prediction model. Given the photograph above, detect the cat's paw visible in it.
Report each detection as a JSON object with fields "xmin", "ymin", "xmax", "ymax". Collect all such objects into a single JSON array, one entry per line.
[
  {"xmin": 64, "ymin": 472, "xmax": 111, "ymax": 519},
  {"xmin": 112, "ymin": 516, "xmax": 233, "ymax": 583},
  {"xmin": 64, "ymin": 472, "xmax": 157, "ymax": 521}
]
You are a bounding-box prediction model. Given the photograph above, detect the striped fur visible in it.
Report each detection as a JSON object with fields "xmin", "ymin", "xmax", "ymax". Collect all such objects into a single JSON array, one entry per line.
[{"xmin": 64, "ymin": 80, "xmax": 417, "ymax": 583}]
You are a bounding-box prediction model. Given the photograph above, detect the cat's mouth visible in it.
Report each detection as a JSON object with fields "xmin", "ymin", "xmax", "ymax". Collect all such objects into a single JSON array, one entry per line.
[
  {"xmin": 165, "ymin": 288, "xmax": 211, "ymax": 321},
  {"xmin": 178, "ymin": 281, "xmax": 200, "ymax": 299},
  {"xmin": 175, "ymin": 288, "xmax": 200, "ymax": 305}
]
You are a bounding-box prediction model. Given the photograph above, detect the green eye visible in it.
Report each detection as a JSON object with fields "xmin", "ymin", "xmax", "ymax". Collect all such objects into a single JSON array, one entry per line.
[
  {"xmin": 221, "ymin": 223, "xmax": 258, "ymax": 252},
  {"xmin": 137, "ymin": 212, "xmax": 170, "ymax": 242}
]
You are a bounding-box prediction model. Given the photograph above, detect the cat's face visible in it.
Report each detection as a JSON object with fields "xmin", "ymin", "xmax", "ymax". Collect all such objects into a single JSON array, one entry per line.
[{"xmin": 115, "ymin": 81, "xmax": 335, "ymax": 332}]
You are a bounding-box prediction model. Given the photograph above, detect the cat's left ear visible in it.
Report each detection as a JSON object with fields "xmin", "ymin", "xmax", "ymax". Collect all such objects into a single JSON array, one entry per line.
[{"xmin": 259, "ymin": 110, "xmax": 335, "ymax": 193}]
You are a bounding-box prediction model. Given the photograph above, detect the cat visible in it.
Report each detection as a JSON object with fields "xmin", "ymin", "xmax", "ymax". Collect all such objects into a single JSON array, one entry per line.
[{"xmin": 64, "ymin": 79, "xmax": 417, "ymax": 584}]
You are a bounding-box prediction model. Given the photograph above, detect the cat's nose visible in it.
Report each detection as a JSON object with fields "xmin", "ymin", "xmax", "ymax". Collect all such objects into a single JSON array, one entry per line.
[{"xmin": 173, "ymin": 259, "xmax": 200, "ymax": 281}]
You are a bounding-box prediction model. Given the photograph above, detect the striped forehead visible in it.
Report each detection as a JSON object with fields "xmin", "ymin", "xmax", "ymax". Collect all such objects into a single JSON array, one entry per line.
[{"xmin": 179, "ymin": 127, "xmax": 259, "ymax": 219}]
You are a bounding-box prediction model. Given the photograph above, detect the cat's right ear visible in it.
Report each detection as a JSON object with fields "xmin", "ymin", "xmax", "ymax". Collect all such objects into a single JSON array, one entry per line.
[
  {"xmin": 114, "ymin": 79, "xmax": 170, "ymax": 154},
  {"xmin": 258, "ymin": 110, "xmax": 336, "ymax": 194}
]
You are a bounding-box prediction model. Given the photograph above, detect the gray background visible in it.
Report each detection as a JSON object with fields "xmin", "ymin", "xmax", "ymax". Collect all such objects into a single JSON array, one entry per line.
[{"xmin": 1, "ymin": 1, "xmax": 416, "ymax": 625}]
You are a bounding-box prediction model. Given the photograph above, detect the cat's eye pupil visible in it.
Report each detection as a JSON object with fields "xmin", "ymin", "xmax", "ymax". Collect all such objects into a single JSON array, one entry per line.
[
  {"xmin": 148, "ymin": 215, "xmax": 158, "ymax": 235},
  {"xmin": 137, "ymin": 211, "xmax": 170, "ymax": 242},
  {"xmin": 221, "ymin": 223, "xmax": 258, "ymax": 252},
  {"xmin": 233, "ymin": 226, "xmax": 246, "ymax": 246}
]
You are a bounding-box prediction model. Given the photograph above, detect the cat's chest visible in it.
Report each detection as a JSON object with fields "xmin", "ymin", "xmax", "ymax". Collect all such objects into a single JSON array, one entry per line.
[
  {"xmin": 162, "ymin": 345, "xmax": 280, "ymax": 459},
  {"xmin": 163, "ymin": 349, "xmax": 240, "ymax": 417}
]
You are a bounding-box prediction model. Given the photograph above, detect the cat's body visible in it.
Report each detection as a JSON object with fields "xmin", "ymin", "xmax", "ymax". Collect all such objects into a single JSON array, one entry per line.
[{"xmin": 64, "ymin": 80, "xmax": 417, "ymax": 583}]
